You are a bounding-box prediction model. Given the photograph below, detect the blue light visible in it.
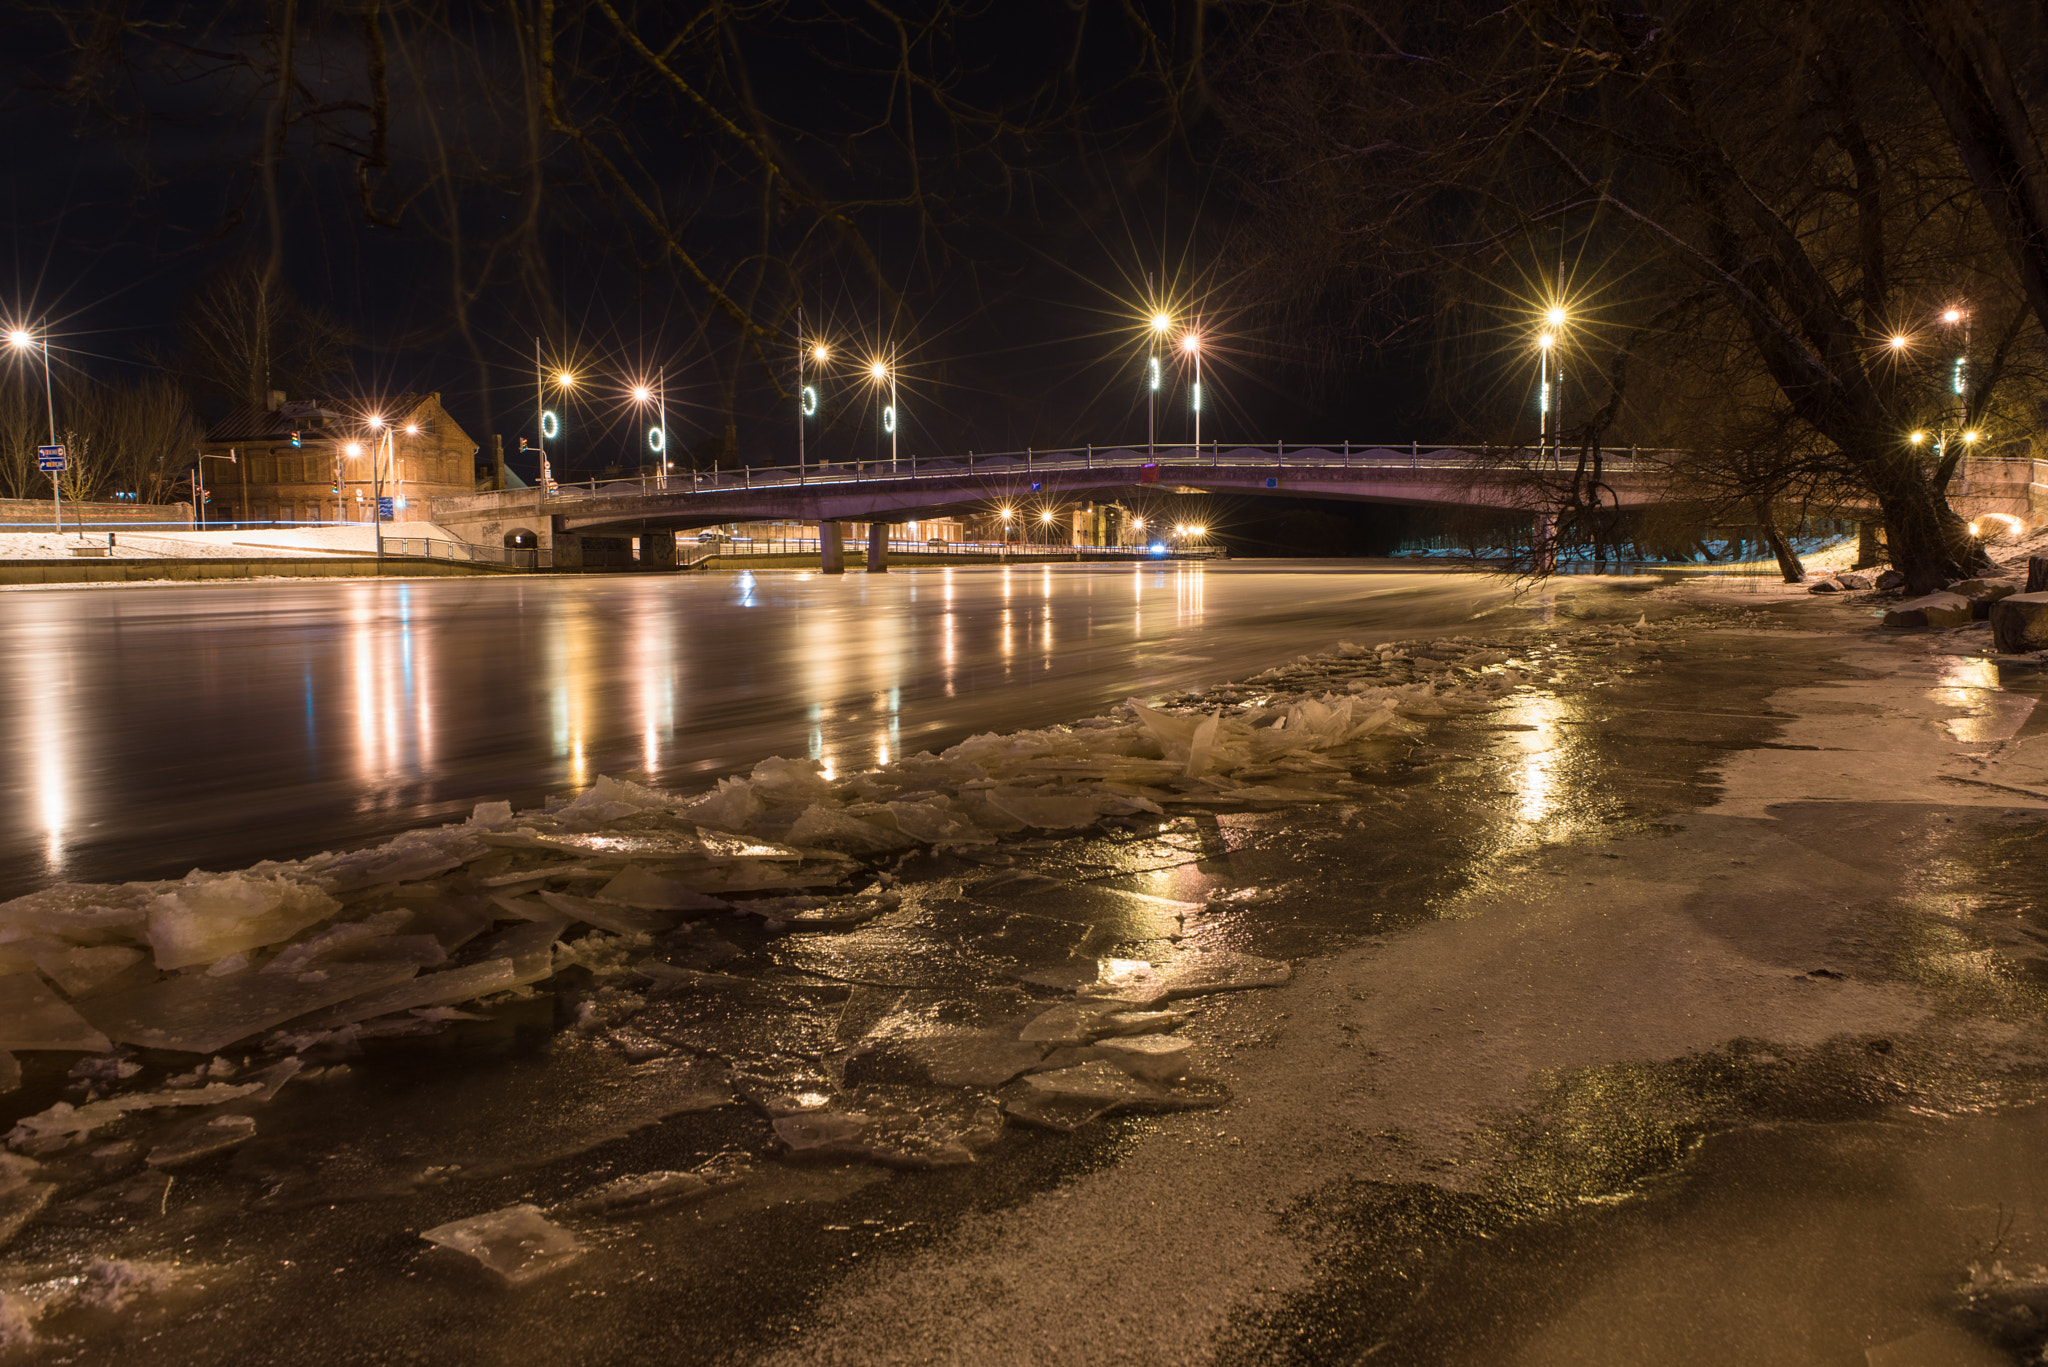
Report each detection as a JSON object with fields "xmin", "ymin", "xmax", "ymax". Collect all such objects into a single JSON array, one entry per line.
[{"xmin": 1149, "ymin": 542, "xmax": 1166, "ymax": 554}]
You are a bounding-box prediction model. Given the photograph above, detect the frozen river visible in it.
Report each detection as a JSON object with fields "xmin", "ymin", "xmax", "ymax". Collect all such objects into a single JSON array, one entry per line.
[{"xmin": 0, "ymin": 560, "xmax": 1529, "ymax": 896}]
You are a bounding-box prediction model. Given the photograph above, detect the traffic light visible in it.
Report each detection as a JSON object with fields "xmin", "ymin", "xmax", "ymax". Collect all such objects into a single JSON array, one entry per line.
[{"xmin": 289, "ymin": 430, "xmax": 301, "ymax": 448}]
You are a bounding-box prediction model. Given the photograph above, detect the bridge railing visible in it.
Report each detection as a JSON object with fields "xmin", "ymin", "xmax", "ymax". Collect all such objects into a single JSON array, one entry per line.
[
  {"xmin": 379, "ymin": 536, "xmax": 551, "ymax": 570},
  {"xmin": 684, "ymin": 537, "xmax": 1226, "ymax": 561},
  {"xmin": 531, "ymin": 441, "xmax": 1671, "ymax": 502}
]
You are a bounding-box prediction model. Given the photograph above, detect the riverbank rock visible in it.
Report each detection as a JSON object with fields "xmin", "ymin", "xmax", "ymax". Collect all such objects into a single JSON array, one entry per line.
[
  {"xmin": 1950, "ymin": 578, "xmax": 2020, "ymax": 620},
  {"xmin": 1807, "ymin": 577, "xmax": 1843, "ymax": 594},
  {"xmin": 1838, "ymin": 572, "xmax": 1874, "ymax": 590},
  {"xmin": 1991, "ymin": 593, "xmax": 2048, "ymax": 653},
  {"xmin": 1884, "ymin": 592, "xmax": 1974, "ymax": 628},
  {"xmin": 1876, "ymin": 569, "xmax": 1907, "ymax": 589}
]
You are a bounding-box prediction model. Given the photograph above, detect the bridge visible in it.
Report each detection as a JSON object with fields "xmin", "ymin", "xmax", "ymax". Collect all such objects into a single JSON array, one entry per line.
[{"xmin": 430, "ymin": 442, "xmax": 1679, "ymax": 571}]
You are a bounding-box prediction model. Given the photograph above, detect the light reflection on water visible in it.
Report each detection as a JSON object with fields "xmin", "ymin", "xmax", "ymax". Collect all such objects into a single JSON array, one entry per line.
[{"xmin": 0, "ymin": 561, "xmax": 1527, "ymax": 891}]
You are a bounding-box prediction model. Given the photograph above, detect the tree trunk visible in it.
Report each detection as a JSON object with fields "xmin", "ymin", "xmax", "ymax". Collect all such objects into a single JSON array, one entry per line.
[
  {"xmin": 1855, "ymin": 521, "xmax": 1883, "ymax": 569},
  {"xmin": 1751, "ymin": 497, "xmax": 1806, "ymax": 583},
  {"xmin": 1865, "ymin": 450, "xmax": 1990, "ymax": 592}
]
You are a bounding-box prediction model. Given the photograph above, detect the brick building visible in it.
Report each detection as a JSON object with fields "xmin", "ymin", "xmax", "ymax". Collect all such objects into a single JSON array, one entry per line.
[{"xmin": 200, "ymin": 392, "xmax": 479, "ymax": 525}]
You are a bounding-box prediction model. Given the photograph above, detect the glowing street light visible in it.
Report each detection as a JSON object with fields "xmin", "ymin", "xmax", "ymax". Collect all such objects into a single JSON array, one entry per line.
[
  {"xmin": 631, "ymin": 372, "xmax": 668, "ymax": 487},
  {"xmin": 868, "ymin": 358, "xmax": 899, "ymax": 473},
  {"xmin": 1909, "ymin": 431, "xmax": 1927, "ymax": 444},
  {"xmin": 532, "ymin": 340, "xmax": 574, "ymax": 493},
  {"xmin": 8, "ymin": 324, "xmax": 58, "ymax": 532},
  {"xmin": 798, "ymin": 315, "xmax": 827, "ymax": 484},
  {"xmin": 1146, "ymin": 311, "xmax": 1172, "ymax": 456},
  {"xmin": 1181, "ymin": 332, "xmax": 1203, "ymax": 450},
  {"xmin": 1889, "ymin": 335, "xmax": 1909, "ymax": 350}
]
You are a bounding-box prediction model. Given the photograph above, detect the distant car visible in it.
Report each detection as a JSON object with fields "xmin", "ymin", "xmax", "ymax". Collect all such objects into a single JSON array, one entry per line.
[
  {"xmin": 926, "ymin": 538, "xmax": 947, "ymax": 546},
  {"xmin": 696, "ymin": 531, "xmax": 730, "ymax": 543}
]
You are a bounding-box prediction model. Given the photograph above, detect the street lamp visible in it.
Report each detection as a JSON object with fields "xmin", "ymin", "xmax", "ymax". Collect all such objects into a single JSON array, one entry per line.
[
  {"xmin": 1148, "ymin": 311, "xmax": 1171, "ymax": 455},
  {"xmin": 1536, "ymin": 330, "xmax": 1559, "ymax": 464},
  {"xmin": 631, "ymin": 373, "xmax": 667, "ymax": 489},
  {"xmin": 1181, "ymin": 332, "xmax": 1202, "ymax": 451},
  {"xmin": 869, "ymin": 358, "xmax": 898, "ymax": 473},
  {"xmin": 360, "ymin": 419, "xmax": 389, "ymax": 560},
  {"xmin": 8, "ymin": 325, "xmax": 59, "ymax": 533},
  {"xmin": 534, "ymin": 340, "xmax": 573, "ymax": 493},
  {"xmin": 798, "ymin": 316, "xmax": 826, "ymax": 484}
]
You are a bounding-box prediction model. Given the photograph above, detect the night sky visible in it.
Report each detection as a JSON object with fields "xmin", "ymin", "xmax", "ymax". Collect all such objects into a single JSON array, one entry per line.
[{"xmin": 0, "ymin": 3, "xmax": 1438, "ymax": 491}]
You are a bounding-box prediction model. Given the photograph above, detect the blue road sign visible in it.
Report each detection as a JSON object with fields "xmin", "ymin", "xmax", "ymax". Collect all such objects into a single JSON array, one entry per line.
[
  {"xmin": 36, "ymin": 444, "xmax": 65, "ymax": 472},
  {"xmin": 377, "ymin": 497, "xmax": 395, "ymax": 521}
]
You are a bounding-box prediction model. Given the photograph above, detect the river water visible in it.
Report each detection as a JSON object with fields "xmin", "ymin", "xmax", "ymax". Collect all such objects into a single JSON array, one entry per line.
[{"xmin": 0, "ymin": 562, "xmax": 1530, "ymax": 896}]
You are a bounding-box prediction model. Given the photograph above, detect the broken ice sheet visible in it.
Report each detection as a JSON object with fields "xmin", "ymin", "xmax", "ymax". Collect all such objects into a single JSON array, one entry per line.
[
  {"xmin": 146, "ymin": 1113, "xmax": 257, "ymax": 1167},
  {"xmin": 144, "ymin": 873, "xmax": 342, "ymax": 970},
  {"xmin": 554, "ymin": 1163, "xmax": 744, "ymax": 1217},
  {"xmin": 7, "ymin": 1081, "xmax": 263, "ymax": 1154},
  {"xmin": 595, "ymin": 865, "xmax": 732, "ymax": 913},
  {"xmin": 787, "ymin": 804, "xmax": 917, "ymax": 855},
  {"xmin": 1094, "ymin": 1034, "xmax": 1191, "ymax": 1082},
  {"xmin": 772, "ymin": 1085, "xmax": 1004, "ymax": 1168},
  {"xmin": 0, "ymin": 972, "xmax": 113, "ymax": 1052},
  {"xmin": 79, "ymin": 960, "xmax": 418, "ymax": 1054},
  {"xmin": 291, "ymin": 958, "xmax": 518, "ymax": 1032},
  {"xmin": 537, "ymin": 889, "xmax": 673, "ymax": 936},
  {"xmin": 421, "ymin": 1203, "xmax": 583, "ymax": 1286}
]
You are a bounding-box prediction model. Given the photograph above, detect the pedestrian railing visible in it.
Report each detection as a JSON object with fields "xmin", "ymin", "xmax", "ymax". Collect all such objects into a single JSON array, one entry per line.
[
  {"xmin": 520, "ymin": 442, "xmax": 1672, "ymax": 503},
  {"xmin": 378, "ymin": 537, "xmax": 551, "ymax": 569}
]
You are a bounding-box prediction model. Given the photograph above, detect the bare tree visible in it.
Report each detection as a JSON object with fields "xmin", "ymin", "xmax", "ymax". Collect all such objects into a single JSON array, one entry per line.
[{"xmin": 1218, "ymin": 1, "xmax": 2046, "ymax": 591}]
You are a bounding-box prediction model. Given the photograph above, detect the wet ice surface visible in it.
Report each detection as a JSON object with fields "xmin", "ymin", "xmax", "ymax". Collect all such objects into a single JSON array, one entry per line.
[
  {"xmin": 21, "ymin": 590, "xmax": 2042, "ymax": 1365},
  {"xmin": 0, "ymin": 561, "xmax": 1531, "ymax": 894},
  {"xmin": 0, "ymin": 600, "xmax": 1660, "ymax": 1361}
]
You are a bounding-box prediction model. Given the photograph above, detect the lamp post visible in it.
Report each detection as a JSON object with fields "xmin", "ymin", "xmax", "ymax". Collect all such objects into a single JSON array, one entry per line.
[
  {"xmin": 349, "ymin": 432, "xmax": 383, "ymax": 561},
  {"xmin": 869, "ymin": 359, "xmax": 897, "ymax": 473},
  {"xmin": 801, "ymin": 336, "xmax": 826, "ymax": 485},
  {"xmin": 535, "ymin": 341, "xmax": 573, "ymax": 493},
  {"xmin": 632, "ymin": 377, "xmax": 667, "ymax": 489},
  {"xmin": 1181, "ymin": 331, "xmax": 1202, "ymax": 450},
  {"xmin": 194, "ymin": 451, "xmax": 238, "ymax": 531},
  {"xmin": 1148, "ymin": 312, "xmax": 1171, "ymax": 455},
  {"xmin": 1540, "ymin": 305, "xmax": 1566, "ymax": 466},
  {"xmin": 8, "ymin": 326, "xmax": 58, "ymax": 533}
]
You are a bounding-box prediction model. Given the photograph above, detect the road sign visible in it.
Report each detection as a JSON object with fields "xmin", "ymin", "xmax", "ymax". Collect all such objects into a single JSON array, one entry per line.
[
  {"xmin": 377, "ymin": 497, "xmax": 394, "ymax": 521},
  {"xmin": 36, "ymin": 445, "xmax": 65, "ymax": 472}
]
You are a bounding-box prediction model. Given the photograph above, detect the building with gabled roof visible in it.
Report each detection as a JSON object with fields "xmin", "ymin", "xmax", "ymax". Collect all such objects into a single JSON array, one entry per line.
[{"xmin": 198, "ymin": 390, "xmax": 479, "ymax": 525}]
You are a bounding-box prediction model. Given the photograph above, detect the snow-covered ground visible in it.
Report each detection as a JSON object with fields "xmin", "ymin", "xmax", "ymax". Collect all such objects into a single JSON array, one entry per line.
[{"xmin": 0, "ymin": 523, "xmax": 469, "ymax": 561}]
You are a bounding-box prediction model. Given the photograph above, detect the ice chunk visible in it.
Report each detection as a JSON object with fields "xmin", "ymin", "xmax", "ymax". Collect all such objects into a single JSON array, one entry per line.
[
  {"xmin": 1021, "ymin": 1060, "xmax": 1171, "ymax": 1103},
  {"xmin": 293, "ymin": 958, "xmax": 519, "ymax": 1031},
  {"xmin": 985, "ymin": 787, "xmax": 1107, "ymax": 831},
  {"xmin": 749, "ymin": 755, "xmax": 837, "ymax": 804},
  {"xmin": 0, "ymin": 882, "xmax": 156, "ymax": 942},
  {"xmin": 0, "ymin": 1290, "xmax": 36, "ymax": 1350},
  {"xmin": 27, "ymin": 944, "xmax": 146, "ymax": 997},
  {"xmin": 1094, "ymin": 1034, "xmax": 1191, "ymax": 1082},
  {"xmin": 146, "ymin": 1113, "xmax": 257, "ymax": 1167},
  {"xmin": 7, "ymin": 1081, "xmax": 262, "ymax": 1153},
  {"xmin": 900, "ymin": 1032, "xmax": 1045, "ymax": 1088},
  {"xmin": 774, "ymin": 1086, "xmax": 1003, "ymax": 1168},
  {"xmin": 595, "ymin": 866, "xmax": 732, "ymax": 912},
  {"xmin": 538, "ymin": 890, "xmax": 673, "ymax": 935},
  {"xmin": 1159, "ymin": 950, "xmax": 1292, "ymax": 998},
  {"xmin": 469, "ymin": 800, "xmax": 515, "ymax": 827},
  {"xmin": 681, "ymin": 776, "xmax": 761, "ymax": 831},
  {"xmin": 0, "ymin": 1154, "xmax": 52, "ymax": 1250},
  {"xmin": 79, "ymin": 960, "xmax": 418, "ymax": 1053},
  {"xmin": 318, "ymin": 839, "xmax": 464, "ymax": 893},
  {"xmin": 554, "ymin": 1168, "xmax": 725, "ymax": 1216},
  {"xmin": 885, "ymin": 798, "xmax": 995, "ymax": 846},
  {"xmin": 261, "ymin": 908, "xmax": 411, "ymax": 974},
  {"xmin": 1019, "ymin": 999, "xmax": 1168, "ymax": 1047},
  {"xmin": 465, "ymin": 917, "xmax": 571, "ymax": 984},
  {"xmin": 420, "ymin": 1203, "xmax": 584, "ymax": 1286},
  {"xmin": 145, "ymin": 872, "xmax": 341, "ymax": 970},
  {"xmin": 0, "ymin": 973, "xmax": 112, "ymax": 1052},
  {"xmin": 1211, "ymin": 785, "xmax": 1345, "ymax": 803},
  {"xmin": 786, "ymin": 804, "xmax": 916, "ymax": 855},
  {"xmin": 77, "ymin": 1258, "xmax": 184, "ymax": 1311}
]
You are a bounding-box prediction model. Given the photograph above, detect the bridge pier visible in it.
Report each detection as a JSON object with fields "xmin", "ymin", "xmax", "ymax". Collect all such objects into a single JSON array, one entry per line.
[
  {"xmin": 819, "ymin": 521, "xmax": 845, "ymax": 574},
  {"xmin": 866, "ymin": 521, "xmax": 888, "ymax": 573},
  {"xmin": 639, "ymin": 530, "xmax": 675, "ymax": 568}
]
